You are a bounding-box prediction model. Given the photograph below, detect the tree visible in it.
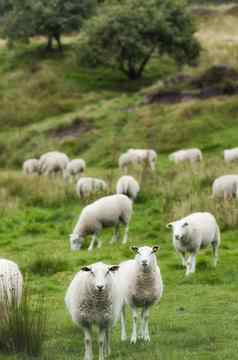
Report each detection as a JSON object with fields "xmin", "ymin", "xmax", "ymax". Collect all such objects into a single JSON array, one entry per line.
[
  {"xmin": 2, "ymin": 0, "xmax": 97, "ymax": 50},
  {"xmin": 78, "ymin": 0, "xmax": 201, "ymax": 79},
  {"xmin": 0, "ymin": 0, "xmax": 11, "ymax": 17}
]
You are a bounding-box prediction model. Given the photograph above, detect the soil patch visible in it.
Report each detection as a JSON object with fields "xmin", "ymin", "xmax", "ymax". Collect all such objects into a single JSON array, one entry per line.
[
  {"xmin": 49, "ymin": 117, "xmax": 93, "ymax": 140},
  {"xmin": 144, "ymin": 65, "xmax": 238, "ymax": 105}
]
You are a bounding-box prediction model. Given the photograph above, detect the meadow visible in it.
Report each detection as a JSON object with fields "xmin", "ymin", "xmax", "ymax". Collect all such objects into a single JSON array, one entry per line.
[{"xmin": 0, "ymin": 3, "xmax": 238, "ymax": 360}]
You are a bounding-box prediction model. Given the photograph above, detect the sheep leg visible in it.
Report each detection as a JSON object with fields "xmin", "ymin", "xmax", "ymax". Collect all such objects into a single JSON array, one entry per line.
[
  {"xmin": 110, "ymin": 225, "xmax": 120, "ymax": 244},
  {"xmin": 122, "ymin": 224, "xmax": 129, "ymax": 244},
  {"xmin": 211, "ymin": 242, "xmax": 219, "ymax": 267},
  {"xmin": 97, "ymin": 239, "xmax": 102, "ymax": 249},
  {"xmin": 130, "ymin": 306, "xmax": 138, "ymax": 344},
  {"xmin": 98, "ymin": 327, "xmax": 106, "ymax": 360},
  {"xmin": 143, "ymin": 307, "xmax": 150, "ymax": 342},
  {"xmin": 178, "ymin": 251, "xmax": 187, "ymax": 267},
  {"xmin": 190, "ymin": 254, "xmax": 196, "ymax": 273},
  {"xmin": 104, "ymin": 327, "xmax": 111, "ymax": 357},
  {"xmin": 88, "ymin": 234, "xmax": 97, "ymax": 251},
  {"xmin": 186, "ymin": 253, "xmax": 196, "ymax": 275},
  {"xmin": 139, "ymin": 308, "xmax": 145, "ymax": 339},
  {"xmin": 120, "ymin": 304, "xmax": 127, "ymax": 341},
  {"xmin": 83, "ymin": 326, "xmax": 93, "ymax": 360}
]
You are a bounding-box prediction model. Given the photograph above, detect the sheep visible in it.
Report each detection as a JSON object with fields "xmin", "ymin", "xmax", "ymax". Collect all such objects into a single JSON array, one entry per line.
[
  {"xmin": 117, "ymin": 246, "xmax": 163, "ymax": 344},
  {"xmin": 76, "ymin": 177, "xmax": 107, "ymax": 198},
  {"xmin": 0, "ymin": 259, "xmax": 23, "ymax": 316},
  {"xmin": 169, "ymin": 148, "xmax": 202, "ymax": 164},
  {"xmin": 22, "ymin": 159, "xmax": 39, "ymax": 175},
  {"xmin": 212, "ymin": 174, "xmax": 238, "ymax": 200},
  {"xmin": 65, "ymin": 262, "xmax": 122, "ymax": 360},
  {"xmin": 118, "ymin": 152, "xmax": 137, "ymax": 174},
  {"xmin": 116, "ymin": 175, "xmax": 140, "ymax": 201},
  {"xmin": 64, "ymin": 159, "xmax": 86, "ymax": 181},
  {"xmin": 70, "ymin": 194, "xmax": 133, "ymax": 251},
  {"xmin": 224, "ymin": 148, "xmax": 238, "ymax": 163},
  {"xmin": 39, "ymin": 151, "xmax": 69, "ymax": 176},
  {"xmin": 119, "ymin": 149, "xmax": 157, "ymax": 173},
  {"xmin": 166, "ymin": 212, "xmax": 220, "ymax": 276}
]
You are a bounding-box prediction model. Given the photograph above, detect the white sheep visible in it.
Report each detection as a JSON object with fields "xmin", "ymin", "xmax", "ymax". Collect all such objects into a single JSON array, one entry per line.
[
  {"xmin": 0, "ymin": 259, "xmax": 23, "ymax": 315},
  {"xmin": 167, "ymin": 212, "xmax": 220, "ymax": 276},
  {"xmin": 212, "ymin": 174, "xmax": 238, "ymax": 200},
  {"xmin": 64, "ymin": 159, "xmax": 86, "ymax": 181},
  {"xmin": 76, "ymin": 177, "xmax": 107, "ymax": 198},
  {"xmin": 65, "ymin": 262, "xmax": 122, "ymax": 360},
  {"xmin": 39, "ymin": 151, "xmax": 69, "ymax": 176},
  {"xmin": 70, "ymin": 194, "xmax": 133, "ymax": 251},
  {"xmin": 224, "ymin": 148, "xmax": 238, "ymax": 163},
  {"xmin": 119, "ymin": 149, "xmax": 157, "ymax": 173},
  {"xmin": 22, "ymin": 159, "xmax": 39, "ymax": 176},
  {"xmin": 118, "ymin": 152, "xmax": 137, "ymax": 174},
  {"xmin": 116, "ymin": 176, "xmax": 140, "ymax": 201},
  {"xmin": 169, "ymin": 148, "xmax": 202, "ymax": 164},
  {"xmin": 117, "ymin": 246, "xmax": 163, "ymax": 344}
]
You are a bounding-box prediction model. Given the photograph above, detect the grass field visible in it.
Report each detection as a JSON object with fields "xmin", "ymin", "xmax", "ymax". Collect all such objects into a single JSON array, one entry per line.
[{"xmin": 0, "ymin": 3, "xmax": 238, "ymax": 360}]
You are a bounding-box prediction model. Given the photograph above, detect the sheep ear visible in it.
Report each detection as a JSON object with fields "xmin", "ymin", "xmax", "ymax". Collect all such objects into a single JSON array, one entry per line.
[
  {"xmin": 109, "ymin": 265, "xmax": 120, "ymax": 272},
  {"xmin": 81, "ymin": 266, "xmax": 91, "ymax": 272},
  {"xmin": 131, "ymin": 246, "xmax": 139, "ymax": 253},
  {"xmin": 166, "ymin": 222, "xmax": 173, "ymax": 229},
  {"xmin": 182, "ymin": 222, "xmax": 189, "ymax": 228},
  {"xmin": 152, "ymin": 246, "xmax": 160, "ymax": 253}
]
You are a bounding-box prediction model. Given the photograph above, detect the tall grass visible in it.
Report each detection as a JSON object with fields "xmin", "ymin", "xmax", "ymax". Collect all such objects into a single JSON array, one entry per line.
[
  {"xmin": 28, "ymin": 256, "xmax": 68, "ymax": 276},
  {"xmin": 0, "ymin": 287, "xmax": 47, "ymax": 356},
  {"xmin": 0, "ymin": 171, "xmax": 76, "ymax": 208}
]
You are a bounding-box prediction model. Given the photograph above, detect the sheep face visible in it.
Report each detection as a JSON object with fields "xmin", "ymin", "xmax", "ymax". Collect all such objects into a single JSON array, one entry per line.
[
  {"xmin": 167, "ymin": 221, "xmax": 189, "ymax": 242},
  {"xmin": 69, "ymin": 233, "xmax": 83, "ymax": 251},
  {"xmin": 81, "ymin": 263, "xmax": 119, "ymax": 292},
  {"xmin": 132, "ymin": 246, "xmax": 159, "ymax": 272}
]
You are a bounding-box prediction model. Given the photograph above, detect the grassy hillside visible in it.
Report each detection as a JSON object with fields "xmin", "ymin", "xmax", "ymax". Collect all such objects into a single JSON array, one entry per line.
[
  {"xmin": 0, "ymin": 4, "xmax": 238, "ymax": 168},
  {"xmin": 0, "ymin": 4, "xmax": 238, "ymax": 360}
]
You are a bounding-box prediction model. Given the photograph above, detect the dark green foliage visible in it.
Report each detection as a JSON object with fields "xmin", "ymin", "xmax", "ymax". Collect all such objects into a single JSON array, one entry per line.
[
  {"xmin": 28, "ymin": 257, "xmax": 68, "ymax": 276},
  {"xmin": 0, "ymin": 0, "xmax": 11, "ymax": 17},
  {"xmin": 0, "ymin": 289, "xmax": 47, "ymax": 356},
  {"xmin": 2, "ymin": 0, "xmax": 97, "ymax": 50},
  {"xmin": 78, "ymin": 0, "xmax": 200, "ymax": 79}
]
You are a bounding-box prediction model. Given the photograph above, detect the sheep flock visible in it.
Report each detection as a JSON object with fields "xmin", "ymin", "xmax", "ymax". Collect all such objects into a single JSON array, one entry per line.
[{"xmin": 4, "ymin": 145, "xmax": 238, "ymax": 359}]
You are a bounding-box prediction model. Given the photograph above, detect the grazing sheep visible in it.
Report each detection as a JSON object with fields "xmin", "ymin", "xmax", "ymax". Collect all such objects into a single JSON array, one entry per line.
[
  {"xmin": 39, "ymin": 151, "xmax": 69, "ymax": 176},
  {"xmin": 76, "ymin": 177, "xmax": 107, "ymax": 198},
  {"xmin": 116, "ymin": 176, "xmax": 140, "ymax": 201},
  {"xmin": 167, "ymin": 212, "xmax": 220, "ymax": 276},
  {"xmin": 118, "ymin": 152, "xmax": 137, "ymax": 174},
  {"xmin": 224, "ymin": 148, "xmax": 238, "ymax": 163},
  {"xmin": 169, "ymin": 148, "xmax": 202, "ymax": 164},
  {"xmin": 212, "ymin": 174, "xmax": 238, "ymax": 200},
  {"xmin": 118, "ymin": 246, "xmax": 163, "ymax": 344},
  {"xmin": 0, "ymin": 259, "xmax": 23, "ymax": 315},
  {"xmin": 119, "ymin": 149, "xmax": 157, "ymax": 173},
  {"xmin": 65, "ymin": 262, "xmax": 122, "ymax": 360},
  {"xmin": 22, "ymin": 159, "xmax": 39, "ymax": 175},
  {"xmin": 64, "ymin": 159, "xmax": 86, "ymax": 181},
  {"xmin": 70, "ymin": 194, "xmax": 133, "ymax": 251}
]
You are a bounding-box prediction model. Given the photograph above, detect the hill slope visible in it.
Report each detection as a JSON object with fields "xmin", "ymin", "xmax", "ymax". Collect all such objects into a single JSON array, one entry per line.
[
  {"xmin": 0, "ymin": 5, "xmax": 238, "ymax": 168},
  {"xmin": 0, "ymin": 4, "xmax": 238, "ymax": 360}
]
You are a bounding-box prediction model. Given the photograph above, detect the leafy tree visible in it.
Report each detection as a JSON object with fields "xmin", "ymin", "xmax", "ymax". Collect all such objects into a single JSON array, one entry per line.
[
  {"xmin": 0, "ymin": 0, "xmax": 11, "ymax": 17},
  {"xmin": 78, "ymin": 0, "xmax": 201, "ymax": 79},
  {"xmin": 2, "ymin": 0, "xmax": 97, "ymax": 50}
]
